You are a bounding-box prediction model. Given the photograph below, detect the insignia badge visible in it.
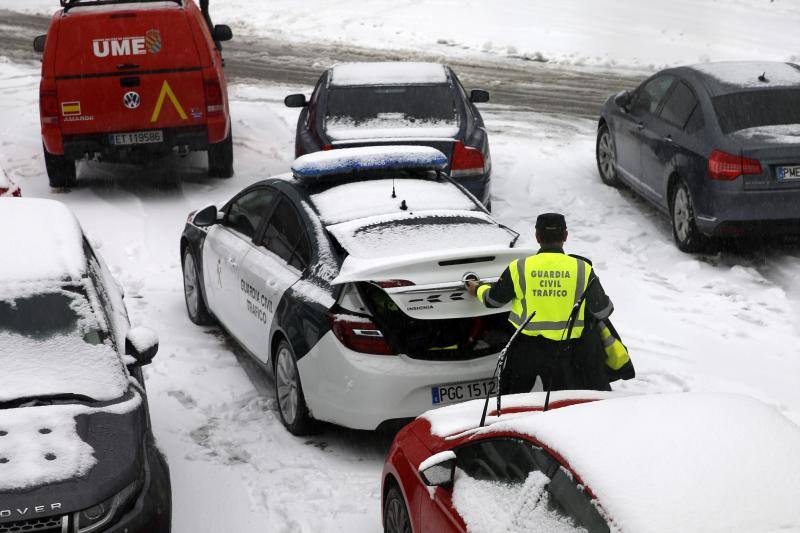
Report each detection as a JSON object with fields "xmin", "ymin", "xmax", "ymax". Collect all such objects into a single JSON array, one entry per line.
[{"xmin": 123, "ymin": 91, "xmax": 141, "ymax": 109}]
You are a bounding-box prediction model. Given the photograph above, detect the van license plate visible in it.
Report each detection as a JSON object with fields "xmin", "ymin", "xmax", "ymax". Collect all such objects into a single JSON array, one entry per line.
[
  {"xmin": 109, "ymin": 130, "xmax": 164, "ymax": 146},
  {"xmin": 431, "ymin": 379, "xmax": 496, "ymax": 405},
  {"xmin": 778, "ymin": 166, "xmax": 800, "ymax": 180}
]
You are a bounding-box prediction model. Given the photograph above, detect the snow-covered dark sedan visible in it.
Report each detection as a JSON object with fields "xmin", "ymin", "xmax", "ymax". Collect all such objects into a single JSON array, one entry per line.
[
  {"xmin": 0, "ymin": 198, "xmax": 170, "ymax": 532},
  {"xmin": 284, "ymin": 62, "xmax": 493, "ymax": 206},
  {"xmin": 597, "ymin": 61, "xmax": 800, "ymax": 251},
  {"xmin": 180, "ymin": 146, "xmax": 535, "ymax": 435},
  {"xmin": 383, "ymin": 391, "xmax": 800, "ymax": 533}
]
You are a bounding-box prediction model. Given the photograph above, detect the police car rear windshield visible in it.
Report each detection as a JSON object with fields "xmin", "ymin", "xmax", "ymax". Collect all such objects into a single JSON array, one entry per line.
[
  {"xmin": 325, "ymin": 85, "xmax": 458, "ymax": 126},
  {"xmin": 713, "ymin": 89, "xmax": 800, "ymax": 134}
]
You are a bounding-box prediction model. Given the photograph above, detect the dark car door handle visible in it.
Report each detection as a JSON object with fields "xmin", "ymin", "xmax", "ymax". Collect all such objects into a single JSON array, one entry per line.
[
  {"xmin": 636, "ymin": 122, "xmax": 645, "ymax": 130},
  {"xmin": 664, "ymin": 135, "xmax": 673, "ymax": 143}
]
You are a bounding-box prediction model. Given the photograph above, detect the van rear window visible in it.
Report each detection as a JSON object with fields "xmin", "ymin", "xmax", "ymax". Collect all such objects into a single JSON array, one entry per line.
[{"xmin": 713, "ymin": 89, "xmax": 800, "ymax": 134}]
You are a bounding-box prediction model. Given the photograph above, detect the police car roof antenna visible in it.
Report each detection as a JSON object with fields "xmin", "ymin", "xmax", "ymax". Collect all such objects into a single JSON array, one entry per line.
[
  {"xmin": 479, "ymin": 309, "xmax": 536, "ymax": 427},
  {"xmin": 543, "ymin": 276, "xmax": 597, "ymax": 412}
]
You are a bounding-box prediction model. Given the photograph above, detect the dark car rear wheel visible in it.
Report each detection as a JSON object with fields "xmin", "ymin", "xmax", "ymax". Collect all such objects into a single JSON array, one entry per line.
[
  {"xmin": 274, "ymin": 339, "xmax": 315, "ymax": 435},
  {"xmin": 383, "ymin": 485, "xmax": 412, "ymax": 533},
  {"xmin": 596, "ymin": 124, "xmax": 620, "ymax": 187},
  {"xmin": 208, "ymin": 125, "xmax": 234, "ymax": 178},
  {"xmin": 182, "ymin": 248, "xmax": 213, "ymax": 325},
  {"xmin": 43, "ymin": 145, "xmax": 77, "ymax": 188},
  {"xmin": 670, "ymin": 179, "xmax": 708, "ymax": 253}
]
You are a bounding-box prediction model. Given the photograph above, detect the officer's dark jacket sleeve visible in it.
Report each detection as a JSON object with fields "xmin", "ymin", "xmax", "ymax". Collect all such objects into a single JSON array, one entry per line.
[
  {"xmin": 586, "ymin": 270, "xmax": 613, "ymax": 320},
  {"xmin": 477, "ymin": 266, "xmax": 516, "ymax": 308}
]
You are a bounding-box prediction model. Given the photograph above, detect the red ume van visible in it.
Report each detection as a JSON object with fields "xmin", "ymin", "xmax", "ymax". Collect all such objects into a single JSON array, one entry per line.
[{"xmin": 35, "ymin": 0, "xmax": 234, "ymax": 186}]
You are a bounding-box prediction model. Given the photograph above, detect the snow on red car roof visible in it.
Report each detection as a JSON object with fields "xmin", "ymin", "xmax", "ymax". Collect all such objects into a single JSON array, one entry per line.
[
  {"xmin": 0, "ymin": 198, "xmax": 86, "ymax": 286},
  {"xmin": 329, "ymin": 62, "xmax": 449, "ymax": 87},
  {"xmin": 424, "ymin": 392, "xmax": 800, "ymax": 533}
]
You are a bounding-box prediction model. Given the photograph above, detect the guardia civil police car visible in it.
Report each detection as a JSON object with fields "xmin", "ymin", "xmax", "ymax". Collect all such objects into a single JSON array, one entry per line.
[{"xmin": 180, "ymin": 146, "xmax": 536, "ymax": 434}]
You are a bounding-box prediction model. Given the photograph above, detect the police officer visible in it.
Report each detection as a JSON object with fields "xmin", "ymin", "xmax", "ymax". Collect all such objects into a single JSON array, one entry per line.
[{"xmin": 467, "ymin": 213, "xmax": 614, "ymax": 394}]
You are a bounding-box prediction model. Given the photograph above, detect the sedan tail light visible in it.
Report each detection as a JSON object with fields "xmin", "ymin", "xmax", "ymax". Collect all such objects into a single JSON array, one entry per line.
[
  {"xmin": 708, "ymin": 150, "xmax": 762, "ymax": 180},
  {"xmin": 40, "ymin": 90, "xmax": 59, "ymax": 125},
  {"xmin": 329, "ymin": 313, "xmax": 396, "ymax": 356},
  {"xmin": 450, "ymin": 141, "xmax": 486, "ymax": 177},
  {"xmin": 204, "ymin": 78, "xmax": 224, "ymax": 116}
]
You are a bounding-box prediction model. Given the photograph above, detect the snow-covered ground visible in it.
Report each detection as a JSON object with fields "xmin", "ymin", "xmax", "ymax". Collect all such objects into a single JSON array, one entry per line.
[
  {"xmin": 4, "ymin": 0, "xmax": 799, "ymax": 70},
  {"xmin": 3, "ymin": 42, "xmax": 800, "ymax": 531}
]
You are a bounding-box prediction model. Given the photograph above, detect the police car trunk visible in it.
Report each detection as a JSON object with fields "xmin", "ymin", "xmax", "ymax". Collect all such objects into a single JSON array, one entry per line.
[
  {"xmin": 53, "ymin": 0, "xmax": 210, "ymax": 157},
  {"xmin": 301, "ymin": 147, "xmax": 533, "ymax": 362}
]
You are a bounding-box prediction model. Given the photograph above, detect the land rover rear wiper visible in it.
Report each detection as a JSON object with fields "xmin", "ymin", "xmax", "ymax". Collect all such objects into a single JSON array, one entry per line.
[{"xmin": 0, "ymin": 393, "xmax": 96, "ymax": 410}]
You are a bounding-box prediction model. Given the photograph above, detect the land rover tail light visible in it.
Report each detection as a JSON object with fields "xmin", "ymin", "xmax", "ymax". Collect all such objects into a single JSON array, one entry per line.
[
  {"xmin": 40, "ymin": 91, "xmax": 59, "ymax": 125},
  {"xmin": 329, "ymin": 314, "xmax": 396, "ymax": 356},
  {"xmin": 450, "ymin": 141, "xmax": 486, "ymax": 177},
  {"xmin": 204, "ymin": 78, "xmax": 224, "ymax": 116},
  {"xmin": 708, "ymin": 150, "xmax": 762, "ymax": 180}
]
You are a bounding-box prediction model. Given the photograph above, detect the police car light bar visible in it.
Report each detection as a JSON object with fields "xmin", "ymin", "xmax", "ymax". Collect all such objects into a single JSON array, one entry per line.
[{"xmin": 291, "ymin": 146, "xmax": 448, "ymax": 180}]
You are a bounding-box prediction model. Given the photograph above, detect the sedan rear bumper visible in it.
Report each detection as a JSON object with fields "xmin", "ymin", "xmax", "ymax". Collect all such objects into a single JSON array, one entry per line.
[
  {"xmin": 696, "ymin": 185, "xmax": 800, "ymax": 236},
  {"xmin": 297, "ymin": 331, "xmax": 497, "ymax": 430}
]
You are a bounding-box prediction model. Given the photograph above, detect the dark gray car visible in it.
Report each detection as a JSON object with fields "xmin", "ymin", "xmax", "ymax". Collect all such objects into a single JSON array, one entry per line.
[{"xmin": 597, "ymin": 61, "xmax": 800, "ymax": 252}]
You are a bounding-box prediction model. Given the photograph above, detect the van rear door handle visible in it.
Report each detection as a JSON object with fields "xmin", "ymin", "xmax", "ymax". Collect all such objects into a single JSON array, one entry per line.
[{"xmin": 120, "ymin": 77, "xmax": 140, "ymax": 88}]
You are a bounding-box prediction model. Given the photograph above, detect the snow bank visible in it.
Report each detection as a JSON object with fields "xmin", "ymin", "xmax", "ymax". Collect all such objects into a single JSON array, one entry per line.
[
  {"xmin": 310, "ymin": 179, "xmax": 477, "ymax": 225},
  {"xmin": 326, "ymin": 116, "xmax": 459, "ymax": 142},
  {"xmin": 0, "ymin": 392, "xmax": 141, "ymax": 490},
  {"xmin": 292, "ymin": 145, "xmax": 447, "ymax": 179},
  {"xmin": 692, "ymin": 61, "xmax": 800, "ymax": 89},
  {"xmin": 329, "ymin": 62, "xmax": 448, "ymax": 87},
  {"xmin": 0, "ymin": 198, "xmax": 85, "ymax": 284}
]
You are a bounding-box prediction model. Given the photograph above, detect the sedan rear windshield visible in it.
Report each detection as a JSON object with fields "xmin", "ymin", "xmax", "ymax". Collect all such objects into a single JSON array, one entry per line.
[
  {"xmin": 325, "ymin": 85, "xmax": 458, "ymax": 125},
  {"xmin": 713, "ymin": 89, "xmax": 800, "ymax": 134}
]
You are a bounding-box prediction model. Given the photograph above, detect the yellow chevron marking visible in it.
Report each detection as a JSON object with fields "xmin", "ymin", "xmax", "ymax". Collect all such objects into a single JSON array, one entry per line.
[{"xmin": 150, "ymin": 80, "xmax": 188, "ymax": 123}]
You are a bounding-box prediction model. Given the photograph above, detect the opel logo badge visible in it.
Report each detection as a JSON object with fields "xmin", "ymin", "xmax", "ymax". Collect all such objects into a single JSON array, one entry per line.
[{"xmin": 123, "ymin": 91, "xmax": 141, "ymax": 110}]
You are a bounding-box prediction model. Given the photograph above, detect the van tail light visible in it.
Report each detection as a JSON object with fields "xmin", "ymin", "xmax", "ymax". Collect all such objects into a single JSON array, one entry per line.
[
  {"xmin": 204, "ymin": 78, "xmax": 224, "ymax": 116},
  {"xmin": 329, "ymin": 313, "xmax": 396, "ymax": 356},
  {"xmin": 450, "ymin": 141, "xmax": 486, "ymax": 177},
  {"xmin": 40, "ymin": 91, "xmax": 59, "ymax": 125},
  {"xmin": 708, "ymin": 150, "xmax": 762, "ymax": 180}
]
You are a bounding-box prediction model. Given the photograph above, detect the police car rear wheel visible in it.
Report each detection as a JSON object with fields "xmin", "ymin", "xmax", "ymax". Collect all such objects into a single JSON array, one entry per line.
[
  {"xmin": 275, "ymin": 340, "xmax": 314, "ymax": 435},
  {"xmin": 182, "ymin": 249, "xmax": 213, "ymax": 325}
]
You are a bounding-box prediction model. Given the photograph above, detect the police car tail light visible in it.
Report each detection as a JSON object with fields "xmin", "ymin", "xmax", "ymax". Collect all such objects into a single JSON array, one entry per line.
[
  {"xmin": 329, "ymin": 314, "xmax": 396, "ymax": 356},
  {"xmin": 450, "ymin": 141, "xmax": 485, "ymax": 177},
  {"xmin": 375, "ymin": 280, "xmax": 415, "ymax": 289},
  {"xmin": 40, "ymin": 91, "xmax": 59, "ymax": 125},
  {"xmin": 708, "ymin": 150, "xmax": 762, "ymax": 180},
  {"xmin": 204, "ymin": 78, "xmax": 224, "ymax": 115}
]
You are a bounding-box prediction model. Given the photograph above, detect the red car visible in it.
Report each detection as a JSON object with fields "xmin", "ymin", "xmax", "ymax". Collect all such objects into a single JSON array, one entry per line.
[
  {"xmin": 382, "ymin": 391, "xmax": 800, "ymax": 533},
  {"xmin": 0, "ymin": 167, "xmax": 21, "ymax": 196},
  {"xmin": 35, "ymin": 0, "xmax": 234, "ymax": 187}
]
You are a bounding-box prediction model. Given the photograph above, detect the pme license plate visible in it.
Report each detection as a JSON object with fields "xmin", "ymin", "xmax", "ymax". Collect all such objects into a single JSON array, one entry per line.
[
  {"xmin": 778, "ymin": 165, "xmax": 800, "ymax": 181},
  {"xmin": 431, "ymin": 379, "xmax": 496, "ymax": 405},
  {"xmin": 109, "ymin": 130, "xmax": 163, "ymax": 146}
]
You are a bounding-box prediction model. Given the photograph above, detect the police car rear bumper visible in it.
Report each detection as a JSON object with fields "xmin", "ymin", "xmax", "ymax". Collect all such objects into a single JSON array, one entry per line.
[
  {"xmin": 297, "ymin": 331, "xmax": 498, "ymax": 431},
  {"xmin": 63, "ymin": 126, "xmax": 209, "ymax": 159}
]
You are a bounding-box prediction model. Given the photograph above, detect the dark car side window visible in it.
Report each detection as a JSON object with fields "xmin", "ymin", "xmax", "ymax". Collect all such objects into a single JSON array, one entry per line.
[
  {"xmin": 261, "ymin": 198, "xmax": 310, "ymax": 270},
  {"xmin": 632, "ymin": 75, "xmax": 675, "ymax": 115},
  {"xmin": 684, "ymin": 105, "xmax": 705, "ymax": 133},
  {"xmin": 225, "ymin": 189, "xmax": 277, "ymax": 239},
  {"xmin": 659, "ymin": 81, "xmax": 699, "ymax": 129}
]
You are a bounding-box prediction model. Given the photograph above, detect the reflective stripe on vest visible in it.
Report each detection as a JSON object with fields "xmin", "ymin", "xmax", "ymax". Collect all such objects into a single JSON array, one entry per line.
[
  {"xmin": 599, "ymin": 320, "xmax": 630, "ymax": 370},
  {"xmin": 508, "ymin": 253, "xmax": 591, "ymax": 340}
]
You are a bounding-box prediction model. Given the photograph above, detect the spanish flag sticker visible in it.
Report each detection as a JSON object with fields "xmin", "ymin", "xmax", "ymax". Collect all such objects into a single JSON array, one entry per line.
[{"xmin": 61, "ymin": 101, "xmax": 81, "ymax": 116}]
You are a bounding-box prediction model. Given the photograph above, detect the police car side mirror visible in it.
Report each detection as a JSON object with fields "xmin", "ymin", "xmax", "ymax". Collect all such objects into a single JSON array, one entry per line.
[
  {"xmin": 469, "ymin": 89, "xmax": 490, "ymax": 104},
  {"xmin": 419, "ymin": 451, "xmax": 456, "ymax": 488},
  {"xmin": 614, "ymin": 90, "xmax": 632, "ymax": 110},
  {"xmin": 125, "ymin": 326, "xmax": 159, "ymax": 366},
  {"xmin": 193, "ymin": 205, "xmax": 219, "ymax": 227},
  {"xmin": 285, "ymin": 94, "xmax": 308, "ymax": 108},
  {"xmin": 213, "ymin": 24, "xmax": 233, "ymax": 42},
  {"xmin": 33, "ymin": 35, "xmax": 46, "ymax": 53}
]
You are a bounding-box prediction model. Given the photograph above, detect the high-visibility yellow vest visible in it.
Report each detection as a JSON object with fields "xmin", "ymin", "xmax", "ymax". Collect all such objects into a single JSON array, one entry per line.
[{"xmin": 481, "ymin": 253, "xmax": 592, "ymax": 340}]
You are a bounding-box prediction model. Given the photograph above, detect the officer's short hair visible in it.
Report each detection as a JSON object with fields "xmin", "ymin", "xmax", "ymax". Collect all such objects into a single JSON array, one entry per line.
[{"xmin": 535, "ymin": 213, "xmax": 567, "ymax": 242}]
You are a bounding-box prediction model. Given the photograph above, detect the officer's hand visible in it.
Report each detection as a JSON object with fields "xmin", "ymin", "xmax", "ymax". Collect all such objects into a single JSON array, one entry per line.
[{"xmin": 466, "ymin": 281, "xmax": 480, "ymax": 297}]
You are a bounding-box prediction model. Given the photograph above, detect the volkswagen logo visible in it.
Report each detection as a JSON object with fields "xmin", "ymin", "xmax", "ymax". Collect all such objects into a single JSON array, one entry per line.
[{"xmin": 123, "ymin": 92, "xmax": 141, "ymax": 110}]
